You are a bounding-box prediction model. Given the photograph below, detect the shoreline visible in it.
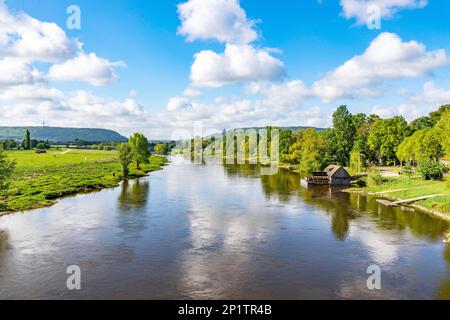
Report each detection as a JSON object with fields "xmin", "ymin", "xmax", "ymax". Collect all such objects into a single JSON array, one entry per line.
[
  {"xmin": 0, "ymin": 156, "xmax": 168, "ymax": 217},
  {"xmin": 345, "ymin": 188, "xmax": 450, "ymax": 223}
]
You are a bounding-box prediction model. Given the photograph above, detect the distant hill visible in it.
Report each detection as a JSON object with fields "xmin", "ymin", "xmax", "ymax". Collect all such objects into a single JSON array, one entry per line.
[{"xmin": 0, "ymin": 127, "xmax": 128, "ymax": 143}]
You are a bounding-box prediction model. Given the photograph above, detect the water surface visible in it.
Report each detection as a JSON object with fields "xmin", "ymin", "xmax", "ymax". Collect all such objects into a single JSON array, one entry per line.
[{"xmin": 0, "ymin": 157, "xmax": 449, "ymax": 299}]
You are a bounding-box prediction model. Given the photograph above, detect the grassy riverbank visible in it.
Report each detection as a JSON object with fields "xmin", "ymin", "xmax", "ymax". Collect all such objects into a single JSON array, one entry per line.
[
  {"xmin": 0, "ymin": 149, "xmax": 167, "ymax": 213},
  {"xmin": 348, "ymin": 174, "xmax": 450, "ymax": 219}
]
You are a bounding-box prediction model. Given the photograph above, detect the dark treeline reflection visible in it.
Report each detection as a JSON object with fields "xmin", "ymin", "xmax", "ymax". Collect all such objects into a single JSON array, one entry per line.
[
  {"xmin": 117, "ymin": 179, "xmax": 150, "ymax": 212},
  {"xmin": 223, "ymin": 164, "xmax": 449, "ymax": 242},
  {"xmin": 0, "ymin": 229, "xmax": 9, "ymax": 254}
]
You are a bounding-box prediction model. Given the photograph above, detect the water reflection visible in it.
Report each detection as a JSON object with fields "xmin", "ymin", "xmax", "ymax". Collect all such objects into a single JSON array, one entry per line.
[{"xmin": 0, "ymin": 158, "xmax": 449, "ymax": 299}]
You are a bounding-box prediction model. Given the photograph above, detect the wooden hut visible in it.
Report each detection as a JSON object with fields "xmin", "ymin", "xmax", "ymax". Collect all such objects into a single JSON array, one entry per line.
[{"xmin": 301, "ymin": 165, "xmax": 352, "ymax": 187}]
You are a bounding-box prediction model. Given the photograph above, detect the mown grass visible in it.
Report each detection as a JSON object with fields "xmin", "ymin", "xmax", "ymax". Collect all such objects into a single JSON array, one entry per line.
[
  {"xmin": 351, "ymin": 175, "xmax": 450, "ymax": 216},
  {"xmin": 0, "ymin": 149, "xmax": 167, "ymax": 213}
]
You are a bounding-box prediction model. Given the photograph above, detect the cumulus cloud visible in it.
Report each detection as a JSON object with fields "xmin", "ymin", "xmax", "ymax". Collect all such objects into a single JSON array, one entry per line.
[
  {"xmin": 0, "ymin": 84, "xmax": 63, "ymax": 101},
  {"xmin": 0, "ymin": 0, "xmax": 81, "ymax": 62},
  {"xmin": 191, "ymin": 44, "xmax": 285, "ymax": 88},
  {"xmin": 412, "ymin": 81, "xmax": 450, "ymax": 105},
  {"xmin": 249, "ymin": 80, "xmax": 310, "ymax": 107},
  {"xmin": 0, "ymin": 90, "xmax": 150, "ymax": 134},
  {"xmin": 167, "ymin": 96, "xmax": 194, "ymax": 111},
  {"xmin": 0, "ymin": 57, "xmax": 44, "ymax": 87},
  {"xmin": 313, "ymin": 32, "xmax": 448, "ymax": 102},
  {"xmin": 340, "ymin": 0, "xmax": 428, "ymax": 24},
  {"xmin": 177, "ymin": 0, "xmax": 258, "ymax": 44},
  {"xmin": 48, "ymin": 53, "xmax": 125, "ymax": 86},
  {"xmin": 370, "ymin": 103, "xmax": 427, "ymax": 122}
]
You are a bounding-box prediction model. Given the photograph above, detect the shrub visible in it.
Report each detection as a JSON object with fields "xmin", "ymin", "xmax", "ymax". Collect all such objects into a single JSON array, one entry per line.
[
  {"xmin": 367, "ymin": 171, "xmax": 383, "ymax": 186},
  {"xmin": 418, "ymin": 160, "xmax": 445, "ymax": 180}
]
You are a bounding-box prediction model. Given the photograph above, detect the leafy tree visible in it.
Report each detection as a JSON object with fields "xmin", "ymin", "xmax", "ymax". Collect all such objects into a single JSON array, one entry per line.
[
  {"xmin": 331, "ymin": 105, "xmax": 356, "ymax": 166},
  {"xmin": 434, "ymin": 109, "xmax": 450, "ymax": 158},
  {"xmin": 24, "ymin": 129, "xmax": 31, "ymax": 150},
  {"xmin": 0, "ymin": 147, "xmax": 16, "ymax": 194},
  {"xmin": 418, "ymin": 160, "xmax": 445, "ymax": 180},
  {"xmin": 129, "ymin": 133, "xmax": 151, "ymax": 170},
  {"xmin": 36, "ymin": 142, "xmax": 51, "ymax": 150},
  {"xmin": 409, "ymin": 116, "xmax": 433, "ymax": 132},
  {"xmin": 154, "ymin": 143, "xmax": 169, "ymax": 155},
  {"xmin": 279, "ymin": 129, "xmax": 293, "ymax": 163},
  {"xmin": 117, "ymin": 143, "xmax": 133, "ymax": 178},
  {"xmin": 368, "ymin": 117, "xmax": 409, "ymax": 165},
  {"xmin": 350, "ymin": 149, "xmax": 366, "ymax": 173}
]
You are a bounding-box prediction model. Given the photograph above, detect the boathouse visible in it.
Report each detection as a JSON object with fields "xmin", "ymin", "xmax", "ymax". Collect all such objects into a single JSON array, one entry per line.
[{"xmin": 301, "ymin": 165, "xmax": 352, "ymax": 187}]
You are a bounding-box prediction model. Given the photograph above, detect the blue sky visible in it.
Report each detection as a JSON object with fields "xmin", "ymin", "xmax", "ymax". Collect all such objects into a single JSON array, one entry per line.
[{"xmin": 1, "ymin": 0, "xmax": 450, "ymax": 138}]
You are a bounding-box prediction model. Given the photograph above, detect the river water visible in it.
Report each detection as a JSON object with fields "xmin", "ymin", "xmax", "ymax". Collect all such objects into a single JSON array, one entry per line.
[{"xmin": 0, "ymin": 157, "xmax": 449, "ymax": 299}]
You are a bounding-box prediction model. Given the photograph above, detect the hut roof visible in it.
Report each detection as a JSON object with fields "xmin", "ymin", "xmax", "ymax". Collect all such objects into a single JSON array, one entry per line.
[{"xmin": 324, "ymin": 165, "xmax": 349, "ymax": 178}]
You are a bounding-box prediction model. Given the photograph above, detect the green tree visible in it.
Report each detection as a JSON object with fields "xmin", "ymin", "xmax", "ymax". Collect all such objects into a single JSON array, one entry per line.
[
  {"xmin": 154, "ymin": 143, "xmax": 169, "ymax": 155},
  {"xmin": 117, "ymin": 143, "xmax": 133, "ymax": 177},
  {"xmin": 331, "ymin": 105, "xmax": 356, "ymax": 166},
  {"xmin": 0, "ymin": 147, "xmax": 16, "ymax": 193},
  {"xmin": 279, "ymin": 129, "xmax": 293, "ymax": 163},
  {"xmin": 24, "ymin": 129, "xmax": 31, "ymax": 150},
  {"xmin": 368, "ymin": 117, "xmax": 409, "ymax": 165},
  {"xmin": 129, "ymin": 133, "xmax": 151, "ymax": 170},
  {"xmin": 434, "ymin": 109, "xmax": 450, "ymax": 158}
]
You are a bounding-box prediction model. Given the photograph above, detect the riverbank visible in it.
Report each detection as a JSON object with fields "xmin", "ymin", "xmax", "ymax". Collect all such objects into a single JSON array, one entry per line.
[
  {"xmin": 0, "ymin": 149, "xmax": 167, "ymax": 214},
  {"xmin": 346, "ymin": 175, "xmax": 450, "ymax": 222}
]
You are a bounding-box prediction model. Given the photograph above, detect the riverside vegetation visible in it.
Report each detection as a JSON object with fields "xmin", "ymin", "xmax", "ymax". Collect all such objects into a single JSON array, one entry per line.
[{"xmin": 0, "ymin": 135, "xmax": 167, "ymax": 213}]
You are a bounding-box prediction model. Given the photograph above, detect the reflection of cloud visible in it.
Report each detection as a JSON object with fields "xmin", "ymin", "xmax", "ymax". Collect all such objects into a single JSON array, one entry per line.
[
  {"xmin": 349, "ymin": 223, "xmax": 400, "ymax": 265},
  {"xmin": 163, "ymin": 161, "xmax": 281, "ymax": 298}
]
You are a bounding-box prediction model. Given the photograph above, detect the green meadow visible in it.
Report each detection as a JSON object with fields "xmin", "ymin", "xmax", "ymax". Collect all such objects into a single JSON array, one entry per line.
[
  {"xmin": 351, "ymin": 174, "xmax": 450, "ymax": 217},
  {"xmin": 0, "ymin": 149, "xmax": 167, "ymax": 213}
]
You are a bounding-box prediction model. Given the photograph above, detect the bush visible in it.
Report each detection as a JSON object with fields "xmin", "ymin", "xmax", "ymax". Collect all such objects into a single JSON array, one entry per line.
[
  {"xmin": 418, "ymin": 160, "xmax": 445, "ymax": 180},
  {"xmin": 367, "ymin": 171, "xmax": 383, "ymax": 186}
]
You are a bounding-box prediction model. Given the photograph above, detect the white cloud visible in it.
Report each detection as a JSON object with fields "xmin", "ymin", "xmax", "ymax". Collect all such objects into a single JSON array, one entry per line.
[
  {"xmin": 412, "ymin": 81, "xmax": 450, "ymax": 105},
  {"xmin": 0, "ymin": 90, "xmax": 150, "ymax": 135},
  {"xmin": 0, "ymin": 0, "xmax": 81, "ymax": 62},
  {"xmin": 191, "ymin": 44, "xmax": 285, "ymax": 88},
  {"xmin": 177, "ymin": 0, "xmax": 258, "ymax": 44},
  {"xmin": 0, "ymin": 84, "xmax": 63, "ymax": 101},
  {"xmin": 48, "ymin": 53, "xmax": 125, "ymax": 86},
  {"xmin": 0, "ymin": 57, "xmax": 44, "ymax": 87},
  {"xmin": 370, "ymin": 103, "xmax": 427, "ymax": 121},
  {"xmin": 249, "ymin": 80, "xmax": 310, "ymax": 107},
  {"xmin": 313, "ymin": 33, "xmax": 448, "ymax": 102},
  {"xmin": 167, "ymin": 96, "xmax": 194, "ymax": 111},
  {"xmin": 340, "ymin": 0, "xmax": 428, "ymax": 24},
  {"xmin": 183, "ymin": 88, "xmax": 202, "ymax": 97}
]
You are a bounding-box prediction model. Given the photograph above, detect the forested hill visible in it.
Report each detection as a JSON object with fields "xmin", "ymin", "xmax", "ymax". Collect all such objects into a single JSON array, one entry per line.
[{"xmin": 0, "ymin": 127, "xmax": 127, "ymax": 143}]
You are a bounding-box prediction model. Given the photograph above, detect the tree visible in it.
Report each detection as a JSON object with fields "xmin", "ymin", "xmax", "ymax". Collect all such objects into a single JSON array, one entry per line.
[
  {"xmin": 368, "ymin": 117, "xmax": 409, "ymax": 165},
  {"xmin": 117, "ymin": 143, "xmax": 133, "ymax": 178},
  {"xmin": 24, "ymin": 129, "xmax": 31, "ymax": 150},
  {"xmin": 154, "ymin": 143, "xmax": 169, "ymax": 155},
  {"xmin": 129, "ymin": 133, "xmax": 151, "ymax": 169},
  {"xmin": 331, "ymin": 105, "xmax": 356, "ymax": 166},
  {"xmin": 0, "ymin": 147, "xmax": 16, "ymax": 193},
  {"xmin": 279, "ymin": 129, "xmax": 293, "ymax": 163},
  {"xmin": 434, "ymin": 109, "xmax": 450, "ymax": 158}
]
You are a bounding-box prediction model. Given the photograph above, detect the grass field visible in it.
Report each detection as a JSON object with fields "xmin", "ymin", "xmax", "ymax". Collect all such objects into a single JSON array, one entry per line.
[
  {"xmin": 351, "ymin": 174, "xmax": 450, "ymax": 217},
  {"xmin": 0, "ymin": 149, "xmax": 167, "ymax": 213}
]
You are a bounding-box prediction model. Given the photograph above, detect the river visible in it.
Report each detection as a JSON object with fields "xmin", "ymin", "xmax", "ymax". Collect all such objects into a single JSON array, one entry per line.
[{"xmin": 0, "ymin": 156, "xmax": 449, "ymax": 299}]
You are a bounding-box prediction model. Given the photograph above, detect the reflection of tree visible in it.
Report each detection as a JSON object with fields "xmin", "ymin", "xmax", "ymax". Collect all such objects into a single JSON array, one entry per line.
[
  {"xmin": 117, "ymin": 179, "xmax": 150, "ymax": 212},
  {"xmin": 0, "ymin": 229, "xmax": 9, "ymax": 254},
  {"xmin": 435, "ymin": 245, "xmax": 450, "ymax": 300},
  {"xmin": 223, "ymin": 162, "xmax": 450, "ymax": 243}
]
